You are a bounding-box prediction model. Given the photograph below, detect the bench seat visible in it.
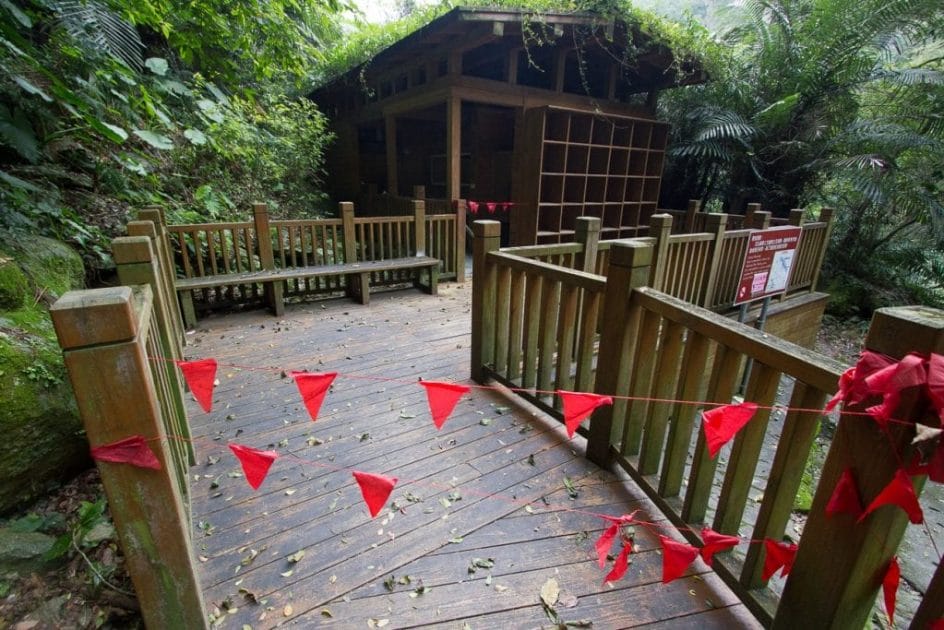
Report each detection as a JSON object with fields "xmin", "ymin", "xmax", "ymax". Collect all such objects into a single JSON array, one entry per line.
[{"xmin": 176, "ymin": 256, "xmax": 439, "ymax": 327}]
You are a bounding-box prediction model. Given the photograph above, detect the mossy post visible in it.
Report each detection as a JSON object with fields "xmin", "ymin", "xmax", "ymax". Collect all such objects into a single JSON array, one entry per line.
[
  {"xmin": 774, "ymin": 306, "xmax": 944, "ymax": 628},
  {"xmin": 50, "ymin": 286, "xmax": 208, "ymax": 629}
]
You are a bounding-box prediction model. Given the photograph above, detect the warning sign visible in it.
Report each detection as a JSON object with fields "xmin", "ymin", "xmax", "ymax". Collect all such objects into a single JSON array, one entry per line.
[{"xmin": 734, "ymin": 226, "xmax": 802, "ymax": 305}]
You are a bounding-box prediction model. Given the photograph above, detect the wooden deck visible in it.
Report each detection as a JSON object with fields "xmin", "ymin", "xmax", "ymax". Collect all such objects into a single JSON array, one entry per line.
[{"xmin": 185, "ymin": 281, "xmax": 763, "ymax": 629}]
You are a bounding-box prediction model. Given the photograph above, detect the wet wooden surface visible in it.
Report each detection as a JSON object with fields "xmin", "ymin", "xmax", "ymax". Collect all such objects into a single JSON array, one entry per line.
[{"xmin": 184, "ymin": 281, "xmax": 762, "ymax": 629}]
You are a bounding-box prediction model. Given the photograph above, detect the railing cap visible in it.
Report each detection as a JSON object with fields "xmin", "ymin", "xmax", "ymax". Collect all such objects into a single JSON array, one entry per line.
[
  {"xmin": 610, "ymin": 240, "xmax": 653, "ymax": 268},
  {"xmin": 473, "ymin": 220, "xmax": 501, "ymax": 237},
  {"xmin": 113, "ymin": 236, "xmax": 154, "ymax": 265},
  {"xmin": 126, "ymin": 219, "xmax": 157, "ymax": 238},
  {"xmin": 51, "ymin": 286, "xmax": 138, "ymax": 349}
]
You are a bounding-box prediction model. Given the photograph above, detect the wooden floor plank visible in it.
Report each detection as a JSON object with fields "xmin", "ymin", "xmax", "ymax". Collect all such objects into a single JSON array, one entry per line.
[{"xmin": 182, "ymin": 283, "xmax": 762, "ymax": 629}]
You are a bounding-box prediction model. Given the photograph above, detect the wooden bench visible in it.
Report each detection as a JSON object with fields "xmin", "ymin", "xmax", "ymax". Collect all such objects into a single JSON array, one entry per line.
[{"xmin": 176, "ymin": 256, "xmax": 439, "ymax": 328}]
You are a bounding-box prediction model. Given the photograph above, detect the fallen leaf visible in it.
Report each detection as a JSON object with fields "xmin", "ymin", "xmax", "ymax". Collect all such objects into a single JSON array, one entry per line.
[
  {"xmin": 448, "ymin": 536, "xmax": 464, "ymax": 544},
  {"xmin": 399, "ymin": 411, "xmax": 417, "ymax": 419},
  {"xmin": 359, "ymin": 432, "xmax": 370, "ymax": 442},
  {"xmin": 565, "ymin": 620, "xmax": 593, "ymax": 627},
  {"xmin": 321, "ymin": 609, "xmax": 333, "ymax": 618},
  {"xmin": 283, "ymin": 604, "xmax": 293, "ymax": 617},
  {"xmin": 285, "ymin": 489, "xmax": 296, "ymax": 496},
  {"xmin": 280, "ymin": 570, "xmax": 294, "ymax": 578},
  {"xmin": 384, "ymin": 575, "xmax": 396, "ymax": 592},
  {"xmin": 494, "ymin": 584, "xmax": 508, "ymax": 593},
  {"xmin": 287, "ymin": 550, "xmax": 305, "ymax": 563},
  {"xmin": 409, "ymin": 586, "xmax": 431, "ymax": 598},
  {"xmin": 480, "ymin": 417, "xmax": 492, "ymax": 426},
  {"xmin": 563, "ymin": 476, "xmax": 578, "ymax": 499},
  {"xmin": 540, "ymin": 577, "xmax": 560, "ymax": 607},
  {"xmin": 306, "ymin": 436, "xmax": 324, "ymax": 446},
  {"xmin": 468, "ymin": 557, "xmax": 495, "ymax": 573},
  {"xmin": 238, "ymin": 587, "xmax": 259, "ymax": 605}
]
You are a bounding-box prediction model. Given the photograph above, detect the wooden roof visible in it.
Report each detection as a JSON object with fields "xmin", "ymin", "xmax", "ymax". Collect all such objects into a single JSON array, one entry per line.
[{"xmin": 311, "ymin": 7, "xmax": 704, "ymax": 116}]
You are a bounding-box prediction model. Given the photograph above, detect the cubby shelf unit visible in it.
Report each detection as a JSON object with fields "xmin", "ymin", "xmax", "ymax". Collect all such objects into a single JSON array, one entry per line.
[{"xmin": 511, "ymin": 106, "xmax": 669, "ymax": 245}]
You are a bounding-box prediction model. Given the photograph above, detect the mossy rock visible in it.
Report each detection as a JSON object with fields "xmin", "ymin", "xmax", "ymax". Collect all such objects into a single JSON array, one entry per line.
[
  {"xmin": 0, "ymin": 255, "xmax": 29, "ymax": 310},
  {"xmin": 0, "ymin": 238, "xmax": 88, "ymax": 514}
]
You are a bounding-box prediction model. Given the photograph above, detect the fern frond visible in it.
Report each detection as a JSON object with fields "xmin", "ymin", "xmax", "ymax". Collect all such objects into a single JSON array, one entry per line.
[{"xmin": 53, "ymin": 0, "xmax": 144, "ymax": 71}]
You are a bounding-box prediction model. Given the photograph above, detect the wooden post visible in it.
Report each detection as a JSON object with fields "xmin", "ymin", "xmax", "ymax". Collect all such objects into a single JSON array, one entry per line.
[
  {"xmin": 252, "ymin": 202, "xmax": 282, "ymax": 316},
  {"xmin": 471, "ymin": 220, "xmax": 501, "ymax": 383},
  {"xmin": 446, "ymin": 96, "xmax": 461, "ymax": 203},
  {"xmin": 385, "ymin": 115, "xmax": 398, "ymax": 195},
  {"xmin": 751, "ymin": 211, "xmax": 771, "ymax": 229},
  {"xmin": 699, "ymin": 213, "xmax": 728, "ymax": 307},
  {"xmin": 788, "ymin": 208, "xmax": 806, "ymax": 226},
  {"xmin": 774, "ymin": 306, "xmax": 944, "ymax": 628},
  {"xmin": 114, "ymin": 233, "xmax": 193, "ymax": 465},
  {"xmin": 412, "ymin": 185, "xmax": 426, "ymax": 200},
  {"xmin": 587, "ymin": 241, "xmax": 653, "ymax": 465},
  {"xmin": 413, "ymin": 200, "xmax": 426, "ymax": 256},
  {"xmin": 685, "ymin": 199, "xmax": 701, "ymax": 233},
  {"xmin": 50, "ymin": 286, "xmax": 208, "ymax": 629},
  {"xmin": 744, "ymin": 202, "xmax": 761, "ymax": 229},
  {"xmin": 648, "ymin": 213, "xmax": 673, "ymax": 291},
  {"xmin": 455, "ymin": 199, "xmax": 467, "ymax": 283},
  {"xmin": 912, "ymin": 561, "xmax": 944, "ymax": 629},
  {"xmin": 138, "ymin": 206, "xmax": 184, "ymax": 350},
  {"xmin": 574, "ymin": 217, "xmax": 601, "ymax": 274},
  {"xmin": 809, "ymin": 207, "xmax": 834, "ymax": 292}
]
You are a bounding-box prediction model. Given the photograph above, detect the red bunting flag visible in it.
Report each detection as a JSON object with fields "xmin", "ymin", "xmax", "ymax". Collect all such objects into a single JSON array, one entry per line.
[
  {"xmin": 699, "ymin": 528, "xmax": 740, "ymax": 565},
  {"xmin": 826, "ymin": 351, "xmax": 896, "ymax": 413},
  {"xmin": 762, "ymin": 539, "xmax": 798, "ymax": 581},
  {"xmin": 90, "ymin": 435, "xmax": 161, "ymax": 470},
  {"xmin": 228, "ymin": 443, "xmax": 278, "ymax": 490},
  {"xmin": 826, "ymin": 468, "xmax": 864, "ymax": 518},
  {"xmin": 468, "ymin": 201, "xmax": 479, "ymax": 214},
  {"xmin": 930, "ymin": 619, "xmax": 944, "ymax": 630},
  {"xmin": 352, "ymin": 470, "xmax": 398, "ymax": 518},
  {"xmin": 929, "ymin": 353, "xmax": 944, "ymax": 424},
  {"xmin": 702, "ymin": 402, "xmax": 758, "ymax": 458},
  {"xmin": 603, "ymin": 543, "xmax": 632, "ymax": 583},
  {"xmin": 486, "ymin": 202, "xmax": 497, "ymax": 214},
  {"xmin": 420, "ymin": 381, "xmax": 471, "ymax": 430},
  {"xmin": 176, "ymin": 358, "xmax": 217, "ymax": 413},
  {"xmin": 860, "ymin": 469, "xmax": 924, "ymax": 524},
  {"xmin": 864, "ymin": 353, "xmax": 927, "ymax": 425},
  {"xmin": 291, "ymin": 371, "xmax": 337, "ymax": 421},
  {"xmin": 557, "ymin": 390, "xmax": 613, "ymax": 439},
  {"xmin": 500, "ymin": 202, "xmax": 511, "ymax": 212},
  {"xmin": 595, "ymin": 523, "xmax": 620, "ymax": 568},
  {"xmin": 825, "ymin": 366, "xmax": 855, "ymax": 413},
  {"xmin": 659, "ymin": 536, "xmax": 699, "ymax": 584},
  {"xmin": 883, "ymin": 556, "xmax": 900, "ymax": 626}
]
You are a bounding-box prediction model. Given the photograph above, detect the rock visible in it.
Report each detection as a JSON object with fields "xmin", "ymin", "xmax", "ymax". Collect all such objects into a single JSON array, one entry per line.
[
  {"xmin": 0, "ymin": 527, "xmax": 55, "ymax": 571},
  {"xmin": 0, "ymin": 235, "xmax": 88, "ymax": 514},
  {"xmin": 0, "ymin": 255, "xmax": 29, "ymax": 310}
]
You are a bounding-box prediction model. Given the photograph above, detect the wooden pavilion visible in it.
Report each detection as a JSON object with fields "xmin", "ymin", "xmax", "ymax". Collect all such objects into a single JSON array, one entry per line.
[{"xmin": 310, "ymin": 7, "xmax": 704, "ymax": 245}]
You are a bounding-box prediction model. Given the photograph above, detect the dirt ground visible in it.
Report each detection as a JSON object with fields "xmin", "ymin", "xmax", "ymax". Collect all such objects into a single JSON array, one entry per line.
[{"xmin": 0, "ymin": 314, "xmax": 875, "ymax": 630}]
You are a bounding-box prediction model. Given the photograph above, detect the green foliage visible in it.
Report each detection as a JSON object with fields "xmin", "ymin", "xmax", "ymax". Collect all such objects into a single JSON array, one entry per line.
[{"xmin": 0, "ymin": 0, "xmax": 339, "ymax": 275}]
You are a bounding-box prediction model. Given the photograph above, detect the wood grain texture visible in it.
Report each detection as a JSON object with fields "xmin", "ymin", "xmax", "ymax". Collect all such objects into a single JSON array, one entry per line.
[{"xmin": 183, "ymin": 280, "xmax": 758, "ymax": 629}]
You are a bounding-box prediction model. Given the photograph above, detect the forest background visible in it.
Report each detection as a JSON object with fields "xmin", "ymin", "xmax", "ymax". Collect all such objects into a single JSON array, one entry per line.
[{"xmin": 1, "ymin": 0, "xmax": 942, "ymax": 314}]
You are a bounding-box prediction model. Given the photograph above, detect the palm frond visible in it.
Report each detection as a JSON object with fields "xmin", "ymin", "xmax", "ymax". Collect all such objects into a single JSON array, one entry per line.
[{"xmin": 53, "ymin": 0, "xmax": 144, "ymax": 71}]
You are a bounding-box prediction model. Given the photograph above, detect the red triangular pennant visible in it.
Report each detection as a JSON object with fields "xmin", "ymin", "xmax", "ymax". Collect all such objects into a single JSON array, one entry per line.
[
  {"xmin": 860, "ymin": 469, "xmax": 924, "ymax": 524},
  {"xmin": 762, "ymin": 539, "xmax": 798, "ymax": 581},
  {"xmin": 291, "ymin": 371, "xmax": 337, "ymax": 421},
  {"xmin": 825, "ymin": 366, "xmax": 855, "ymax": 413},
  {"xmin": 699, "ymin": 527, "xmax": 740, "ymax": 565},
  {"xmin": 863, "ymin": 354, "xmax": 926, "ymax": 426},
  {"xmin": 595, "ymin": 523, "xmax": 620, "ymax": 568},
  {"xmin": 930, "ymin": 619, "xmax": 944, "ymax": 630},
  {"xmin": 176, "ymin": 358, "xmax": 217, "ymax": 413},
  {"xmin": 352, "ymin": 470, "xmax": 398, "ymax": 518},
  {"xmin": 702, "ymin": 402, "xmax": 758, "ymax": 458},
  {"xmin": 420, "ymin": 381, "xmax": 470, "ymax": 430},
  {"xmin": 826, "ymin": 468, "xmax": 864, "ymax": 518},
  {"xmin": 468, "ymin": 201, "xmax": 479, "ymax": 214},
  {"xmin": 659, "ymin": 536, "xmax": 699, "ymax": 584},
  {"xmin": 90, "ymin": 435, "xmax": 161, "ymax": 470},
  {"xmin": 557, "ymin": 390, "xmax": 613, "ymax": 439},
  {"xmin": 486, "ymin": 202, "xmax": 497, "ymax": 214},
  {"xmin": 228, "ymin": 443, "xmax": 278, "ymax": 490},
  {"xmin": 929, "ymin": 353, "xmax": 944, "ymax": 424},
  {"xmin": 883, "ymin": 556, "xmax": 900, "ymax": 626},
  {"xmin": 603, "ymin": 543, "xmax": 631, "ymax": 583}
]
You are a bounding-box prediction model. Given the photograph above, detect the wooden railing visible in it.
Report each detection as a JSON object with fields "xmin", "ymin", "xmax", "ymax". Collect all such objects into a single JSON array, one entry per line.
[
  {"xmin": 471, "ymin": 224, "xmax": 944, "ymax": 627},
  {"xmin": 502, "ymin": 207, "xmax": 833, "ymax": 314},
  {"xmin": 166, "ymin": 198, "xmax": 466, "ymax": 315},
  {"xmin": 50, "ymin": 207, "xmax": 207, "ymax": 628}
]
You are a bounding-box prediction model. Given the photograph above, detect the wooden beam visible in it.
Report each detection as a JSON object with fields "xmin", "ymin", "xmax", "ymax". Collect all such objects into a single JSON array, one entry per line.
[
  {"xmin": 554, "ymin": 48, "xmax": 568, "ymax": 92},
  {"xmin": 385, "ymin": 115, "xmax": 398, "ymax": 195},
  {"xmin": 446, "ymin": 96, "xmax": 461, "ymax": 201}
]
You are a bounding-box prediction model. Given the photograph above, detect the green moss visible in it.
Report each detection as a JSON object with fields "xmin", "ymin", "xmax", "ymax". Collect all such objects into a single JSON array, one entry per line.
[
  {"xmin": 0, "ymin": 255, "xmax": 29, "ymax": 311},
  {"xmin": 0, "ymin": 237, "xmax": 87, "ymax": 514}
]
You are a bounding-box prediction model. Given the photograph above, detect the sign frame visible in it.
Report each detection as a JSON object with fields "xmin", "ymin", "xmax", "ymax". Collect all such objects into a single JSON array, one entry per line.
[{"xmin": 734, "ymin": 226, "xmax": 803, "ymax": 306}]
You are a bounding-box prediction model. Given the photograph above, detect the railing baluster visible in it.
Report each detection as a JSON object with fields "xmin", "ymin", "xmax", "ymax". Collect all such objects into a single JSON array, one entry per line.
[
  {"xmin": 638, "ymin": 319, "xmax": 686, "ymax": 475},
  {"xmin": 507, "ymin": 270, "xmax": 525, "ymax": 382},
  {"xmin": 554, "ymin": 283, "xmax": 579, "ymax": 399},
  {"xmin": 521, "ymin": 274, "xmax": 543, "ymax": 390},
  {"xmin": 622, "ymin": 310, "xmax": 661, "ymax": 455}
]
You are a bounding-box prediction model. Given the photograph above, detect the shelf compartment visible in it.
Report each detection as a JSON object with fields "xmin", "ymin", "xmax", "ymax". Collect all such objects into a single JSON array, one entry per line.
[
  {"xmin": 628, "ymin": 150, "xmax": 648, "ymax": 176},
  {"xmin": 566, "ymin": 145, "xmax": 589, "ymax": 173},
  {"xmin": 569, "ymin": 116, "xmax": 592, "ymax": 144},
  {"xmin": 563, "ymin": 176, "xmax": 587, "ymax": 203},
  {"xmin": 612, "ymin": 122, "xmax": 633, "ymax": 146},
  {"xmin": 603, "ymin": 204, "xmax": 623, "ymax": 229},
  {"xmin": 540, "ymin": 175, "xmax": 564, "ymax": 203},
  {"xmin": 538, "ymin": 206, "xmax": 562, "ymax": 233},
  {"xmin": 625, "ymin": 178, "xmax": 644, "ymax": 203},
  {"xmin": 546, "ymin": 111, "xmax": 569, "ymax": 142},
  {"xmin": 591, "ymin": 119, "xmax": 614, "ymax": 145},
  {"xmin": 542, "ymin": 144, "xmax": 566, "ymax": 173},
  {"xmin": 646, "ymin": 152, "xmax": 665, "ymax": 177},
  {"xmin": 589, "ymin": 147, "xmax": 609, "ymax": 173},
  {"xmin": 585, "ymin": 176, "xmax": 606, "ymax": 203}
]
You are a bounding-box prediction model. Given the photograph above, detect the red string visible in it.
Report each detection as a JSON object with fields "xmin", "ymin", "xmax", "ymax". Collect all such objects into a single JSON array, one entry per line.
[{"xmin": 152, "ymin": 354, "xmax": 918, "ymax": 429}]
